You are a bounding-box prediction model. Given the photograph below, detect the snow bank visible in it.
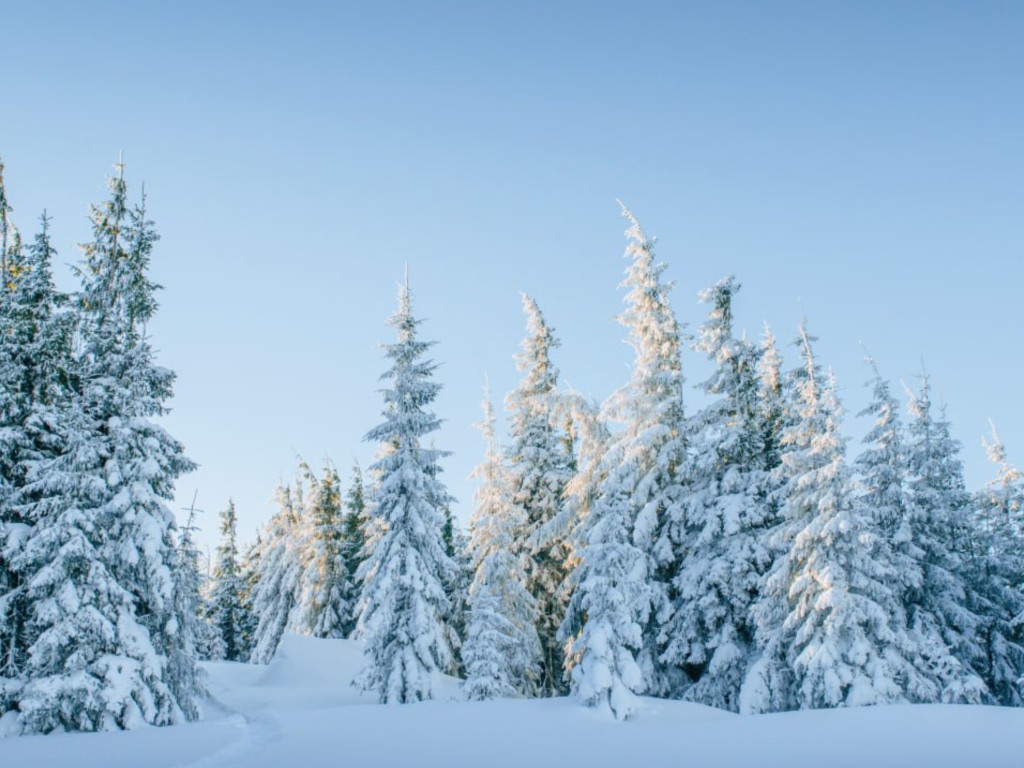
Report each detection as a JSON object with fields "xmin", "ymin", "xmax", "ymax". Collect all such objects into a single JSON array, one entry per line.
[{"xmin": 2, "ymin": 635, "xmax": 1022, "ymax": 768}]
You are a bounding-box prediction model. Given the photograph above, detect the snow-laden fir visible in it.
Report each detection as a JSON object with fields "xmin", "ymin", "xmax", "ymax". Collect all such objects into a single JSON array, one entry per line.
[{"xmin": 353, "ymin": 277, "xmax": 457, "ymax": 704}]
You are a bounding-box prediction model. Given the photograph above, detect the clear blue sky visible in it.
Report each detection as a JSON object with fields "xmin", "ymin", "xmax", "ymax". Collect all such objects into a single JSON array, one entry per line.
[{"xmin": 3, "ymin": 1, "xmax": 1022, "ymax": 556}]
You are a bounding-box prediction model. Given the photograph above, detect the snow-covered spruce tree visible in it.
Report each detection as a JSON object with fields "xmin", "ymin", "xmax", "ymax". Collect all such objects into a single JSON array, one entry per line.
[
  {"xmin": 295, "ymin": 462, "xmax": 355, "ymax": 639},
  {"xmin": 442, "ymin": 506, "xmax": 472, "ymax": 676},
  {"xmin": 167, "ymin": 504, "xmax": 206, "ymax": 717},
  {"xmin": 560, "ymin": 207, "xmax": 687, "ymax": 716},
  {"xmin": 852, "ymin": 358, "xmax": 941, "ymax": 703},
  {"xmin": 354, "ymin": 279, "xmax": 456, "ymax": 704},
  {"xmin": 181, "ymin": 512, "xmax": 223, "ymax": 663},
  {"xmin": 15, "ymin": 168, "xmax": 198, "ymax": 733},
  {"xmin": 856, "ymin": 359, "xmax": 913, "ymax": 543},
  {"xmin": 250, "ymin": 483, "xmax": 305, "ymax": 663},
  {"xmin": 966, "ymin": 424, "xmax": 1024, "ymax": 705},
  {"xmin": 562, "ymin": 472, "xmax": 652, "ymax": 720},
  {"xmin": 0, "ymin": 171, "xmax": 25, "ymax": 704},
  {"xmin": 338, "ymin": 462, "xmax": 368, "ymax": 637},
  {"xmin": 902, "ymin": 376, "xmax": 987, "ymax": 703},
  {"xmin": 504, "ymin": 294, "xmax": 574, "ymax": 696},
  {"xmin": 756, "ymin": 324, "xmax": 786, "ymax": 478},
  {"xmin": 539, "ymin": 392, "xmax": 609, "ymax": 629},
  {"xmin": 583, "ymin": 205, "xmax": 687, "ymax": 699},
  {"xmin": 464, "ymin": 386, "xmax": 541, "ymax": 699},
  {"xmin": 2, "ymin": 211, "xmax": 76, "ymax": 705},
  {"xmin": 661, "ymin": 277, "xmax": 772, "ymax": 711},
  {"xmin": 237, "ymin": 534, "xmax": 262, "ymax": 659},
  {"xmin": 533, "ymin": 394, "xmax": 609, "ymax": 694},
  {"xmin": 745, "ymin": 326, "xmax": 923, "ymax": 712},
  {"xmin": 209, "ymin": 500, "xmax": 247, "ymax": 661}
]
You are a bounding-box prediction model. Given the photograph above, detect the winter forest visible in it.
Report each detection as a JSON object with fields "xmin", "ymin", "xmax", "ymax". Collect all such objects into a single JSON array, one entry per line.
[{"xmin": 0, "ymin": 158, "xmax": 1022, "ymax": 743}]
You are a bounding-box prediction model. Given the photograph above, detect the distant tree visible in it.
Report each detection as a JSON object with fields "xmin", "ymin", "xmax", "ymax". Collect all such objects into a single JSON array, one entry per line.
[
  {"xmin": 209, "ymin": 500, "xmax": 247, "ymax": 660},
  {"xmin": 250, "ymin": 483, "xmax": 305, "ymax": 663},
  {"xmin": 355, "ymin": 278, "xmax": 456, "ymax": 703},
  {"xmin": 333, "ymin": 462, "xmax": 368, "ymax": 639},
  {"xmin": 168, "ymin": 499, "xmax": 208, "ymax": 716},
  {"xmin": 464, "ymin": 386, "xmax": 540, "ymax": 699},
  {"xmin": 237, "ymin": 533, "xmax": 262, "ymax": 658},
  {"xmin": 296, "ymin": 462, "xmax": 355, "ymax": 639}
]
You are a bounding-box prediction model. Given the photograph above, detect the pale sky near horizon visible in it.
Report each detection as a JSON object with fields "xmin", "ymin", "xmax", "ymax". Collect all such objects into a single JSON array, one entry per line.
[{"xmin": 3, "ymin": 1, "xmax": 1022, "ymax": 556}]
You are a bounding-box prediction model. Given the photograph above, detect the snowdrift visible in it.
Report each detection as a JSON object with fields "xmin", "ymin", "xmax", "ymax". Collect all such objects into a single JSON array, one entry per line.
[{"xmin": 2, "ymin": 634, "xmax": 1023, "ymax": 767}]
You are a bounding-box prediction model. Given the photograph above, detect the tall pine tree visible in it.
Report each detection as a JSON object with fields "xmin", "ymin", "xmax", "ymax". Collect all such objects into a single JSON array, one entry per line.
[
  {"xmin": 902, "ymin": 375, "xmax": 987, "ymax": 703},
  {"xmin": 355, "ymin": 278, "xmax": 456, "ymax": 703},
  {"xmin": 663, "ymin": 277, "xmax": 772, "ymax": 710},
  {"xmin": 967, "ymin": 424, "xmax": 1024, "ymax": 705},
  {"xmin": 16, "ymin": 165, "xmax": 198, "ymax": 732},
  {"xmin": 504, "ymin": 294, "xmax": 574, "ymax": 696},
  {"xmin": 589, "ymin": 206, "xmax": 686, "ymax": 697},
  {"xmin": 746, "ymin": 329, "xmax": 925, "ymax": 711}
]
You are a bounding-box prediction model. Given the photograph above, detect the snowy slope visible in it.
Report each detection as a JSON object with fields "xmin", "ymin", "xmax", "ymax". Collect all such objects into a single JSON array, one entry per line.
[{"xmin": 2, "ymin": 634, "xmax": 1023, "ymax": 768}]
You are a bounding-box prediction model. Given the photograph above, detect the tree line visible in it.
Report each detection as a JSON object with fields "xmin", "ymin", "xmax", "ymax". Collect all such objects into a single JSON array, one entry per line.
[
  {"xmin": 204, "ymin": 207, "xmax": 1024, "ymax": 720},
  {"xmin": 1, "ymin": 162, "xmax": 1021, "ymax": 735}
]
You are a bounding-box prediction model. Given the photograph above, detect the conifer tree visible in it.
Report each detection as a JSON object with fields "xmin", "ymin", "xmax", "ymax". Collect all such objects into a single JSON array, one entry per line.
[
  {"xmin": 746, "ymin": 329, "xmax": 926, "ymax": 711},
  {"xmin": 563, "ymin": 476, "xmax": 651, "ymax": 719},
  {"xmin": 442, "ymin": 510, "xmax": 472, "ymax": 676},
  {"xmin": 504, "ymin": 294, "xmax": 574, "ymax": 695},
  {"xmin": 0, "ymin": 207, "xmax": 78, "ymax": 717},
  {"xmin": 168, "ymin": 500, "xmax": 207, "ymax": 717},
  {"xmin": 550, "ymin": 394, "xmax": 610, "ymax": 577},
  {"xmin": 355, "ymin": 279, "xmax": 456, "ymax": 704},
  {"xmin": 756, "ymin": 325, "xmax": 786, "ymax": 478},
  {"xmin": 853, "ymin": 359, "xmax": 941, "ymax": 703},
  {"xmin": 856, "ymin": 360, "xmax": 913, "ymax": 543},
  {"xmin": 902, "ymin": 376, "xmax": 987, "ymax": 703},
  {"xmin": 250, "ymin": 483, "xmax": 305, "ymax": 663},
  {"xmin": 464, "ymin": 387, "xmax": 540, "ymax": 699},
  {"xmin": 463, "ymin": 587, "xmax": 518, "ymax": 700},
  {"xmin": 237, "ymin": 534, "xmax": 262, "ymax": 659},
  {"xmin": 662, "ymin": 277, "xmax": 771, "ymax": 710},
  {"xmin": 209, "ymin": 500, "xmax": 246, "ymax": 660},
  {"xmin": 0, "ymin": 165, "xmax": 27, "ymax": 703},
  {"xmin": 296, "ymin": 462, "xmax": 355, "ymax": 639},
  {"xmin": 582, "ymin": 206, "xmax": 686, "ymax": 698},
  {"xmin": 967, "ymin": 424, "xmax": 1024, "ymax": 705},
  {"xmin": 16, "ymin": 166, "xmax": 198, "ymax": 732},
  {"xmin": 338, "ymin": 462, "xmax": 368, "ymax": 637}
]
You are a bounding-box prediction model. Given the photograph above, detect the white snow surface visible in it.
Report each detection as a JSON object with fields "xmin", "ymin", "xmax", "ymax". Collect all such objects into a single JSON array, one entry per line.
[{"xmin": 2, "ymin": 633, "xmax": 1023, "ymax": 767}]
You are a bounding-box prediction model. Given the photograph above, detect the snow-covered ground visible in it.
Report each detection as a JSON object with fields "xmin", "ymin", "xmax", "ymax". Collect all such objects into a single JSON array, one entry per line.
[{"xmin": 2, "ymin": 634, "xmax": 1023, "ymax": 767}]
